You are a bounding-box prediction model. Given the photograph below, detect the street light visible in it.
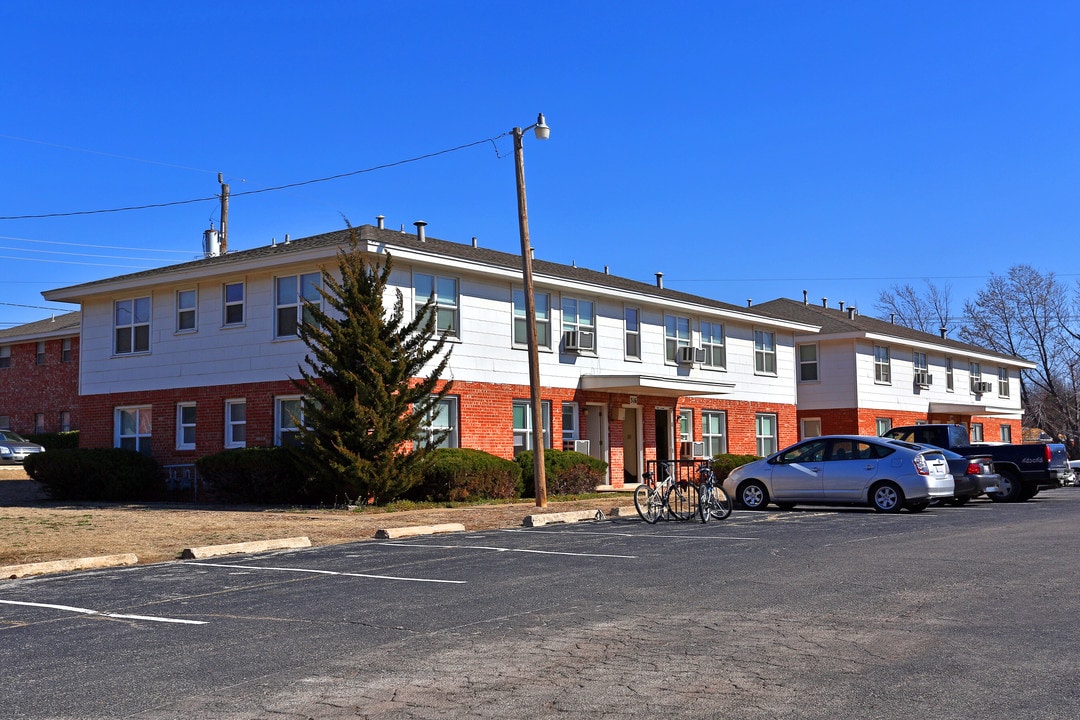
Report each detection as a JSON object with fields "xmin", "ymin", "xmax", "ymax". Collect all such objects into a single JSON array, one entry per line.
[{"xmin": 513, "ymin": 112, "xmax": 550, "ymax": 507}]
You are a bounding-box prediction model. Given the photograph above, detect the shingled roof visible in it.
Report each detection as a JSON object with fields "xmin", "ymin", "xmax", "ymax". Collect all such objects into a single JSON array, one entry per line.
[
  {"xmin": 0, "ymin": 311, "xmax": 81, "ymax": 342},
  {"xmin": 754, "ymin": 297, "xmax": 1031, "ymax": 366}
]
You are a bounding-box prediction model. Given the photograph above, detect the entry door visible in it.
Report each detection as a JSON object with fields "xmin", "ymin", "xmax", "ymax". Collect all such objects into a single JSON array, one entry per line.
[
  {"xmin": 655, "ymin": 408, "xmax": 671, "ymax": 462},
  {"xmin": 623, "ymin": 406, "xmax": 640, "ymax": 483},
  {"xmin": 585, "ymin": 404, "xmax": 607, "ymax": 463}
]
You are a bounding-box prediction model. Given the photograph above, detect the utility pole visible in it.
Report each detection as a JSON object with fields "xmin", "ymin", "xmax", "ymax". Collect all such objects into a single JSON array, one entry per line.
[{"xmin": 218, "ymin": 172, "xmax": 230, "ymax": 254}]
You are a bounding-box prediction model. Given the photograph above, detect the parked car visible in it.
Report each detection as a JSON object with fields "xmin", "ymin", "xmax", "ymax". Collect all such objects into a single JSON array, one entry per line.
[
  {"xmin": 935, "ymin": 449, "xmax": 999, "ymax": 505},
  {"xmin": 0, "ymin": 430, "xmax": 45, "ymax": 464},
  {"xmin": 722, "ymin": 435, "xmax": 954, "ymax": 513}
]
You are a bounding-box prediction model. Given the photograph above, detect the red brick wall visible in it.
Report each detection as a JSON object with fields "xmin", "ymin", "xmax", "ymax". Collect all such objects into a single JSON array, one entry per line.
[{"xmin": 0, "ymin": 335, "xmax": 79, "ymax": 435}]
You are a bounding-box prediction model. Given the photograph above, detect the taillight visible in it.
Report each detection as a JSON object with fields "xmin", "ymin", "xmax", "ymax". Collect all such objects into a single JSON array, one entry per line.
[
  {"xmin": 966, "ymin": 462, "xmax": 981, "ymax": 475},
  {"xmin": 1045, "ymin": 444, "xmax": 1053, "ymax": 462},
  {"xmin": 914, "ymin": 454, "xmax": 930, "ymax": 475}
]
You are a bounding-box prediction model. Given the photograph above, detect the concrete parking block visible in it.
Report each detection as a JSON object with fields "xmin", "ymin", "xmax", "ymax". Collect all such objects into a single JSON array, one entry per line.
[
  {"xmin": 374, "ymin": 523, "xmax": 466, "ymax": 539},
  {"xmin": 1, "ymin": 553, "xmax": 140, "ymax": 579},
  {"xmin": 523, "ymin": 509, "xmax": 609, "ymax": 526},
  {"xmin": 181, "ymin": 536, "xmax": 312, "ymax": 559}
]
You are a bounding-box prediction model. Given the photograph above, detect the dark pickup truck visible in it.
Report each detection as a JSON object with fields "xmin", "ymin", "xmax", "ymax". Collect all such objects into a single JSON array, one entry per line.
[{"xmin": 881, "ymin": 424, "xmax": 1068, "ymax": 502}]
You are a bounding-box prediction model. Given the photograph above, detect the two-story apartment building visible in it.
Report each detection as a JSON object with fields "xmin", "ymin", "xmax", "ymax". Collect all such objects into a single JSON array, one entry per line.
[
  {"xmin": 755, "ymin": 297, "xmax": 1031, "ymax": 441},
  {"xmin": 42, "ymin": 223, "xmax": 819, "ymax": 487},
  {"xmin": 0, "ymin": 311, "xmax": 80, "ymax": 436}
]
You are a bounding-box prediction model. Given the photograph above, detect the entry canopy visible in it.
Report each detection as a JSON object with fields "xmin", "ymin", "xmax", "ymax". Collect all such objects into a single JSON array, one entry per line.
[
  {"xmin": 927, "ymin": 402, "xmax": 1021, "ymax": 418},
  {"xmin": 580, "ymin": 374, "xmax": 735, "ymax": 397}
]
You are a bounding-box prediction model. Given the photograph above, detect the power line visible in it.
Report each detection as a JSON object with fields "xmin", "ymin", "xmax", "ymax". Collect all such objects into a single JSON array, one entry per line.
[
  {"xmin": 0, "ymin": 135, "xmax": 506, "ymax": 221},
  {"xmin": 0, "ymin": 234, "xmax": 194, "ymax": 254}
]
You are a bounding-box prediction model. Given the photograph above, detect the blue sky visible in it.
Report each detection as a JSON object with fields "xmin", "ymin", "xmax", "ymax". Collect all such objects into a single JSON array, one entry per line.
[{"xmin": 2, "ymin": 1, "xmax": 1078, "ymax": 329}]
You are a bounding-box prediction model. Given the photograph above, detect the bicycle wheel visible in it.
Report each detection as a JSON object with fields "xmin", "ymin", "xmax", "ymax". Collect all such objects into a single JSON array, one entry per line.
[
  {"xmin": 665, "ymin": 481, "xmax": 699, "ymax": 521},
  {"xmin": 699, "ymin": 485, "xmax": 714, "ymax": 523},
  {"xmin": 634, "ymin": 484, "xmax": 663, "ymax": 524},
  {"xmin": 709, "ymin": 485, "xmax": 733, "ymax": 520}
]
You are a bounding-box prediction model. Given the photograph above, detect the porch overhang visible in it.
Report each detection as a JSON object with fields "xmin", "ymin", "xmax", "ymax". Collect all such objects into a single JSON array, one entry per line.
[
  {"xmin": 927, "ymin": 401, "xmax": 1022, "ymax": 418},
  {"xmin": 579, "ymin": 374, "xmax": 736, "ymax": 397}
]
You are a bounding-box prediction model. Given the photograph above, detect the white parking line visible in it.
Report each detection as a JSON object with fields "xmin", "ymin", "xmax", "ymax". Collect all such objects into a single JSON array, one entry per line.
[
  {"xmin": 500, "ymin": 528, "xmax": 759, "ymax": 541},
  {"xmin": 0, "ymin": 599, "xmax": 207, "ymax": 625},
  {"xmin": 192, "ymin": 562, "xmax": 466, "ymax": 584},
  {"xmin": 379, "ymin": 542, "xmax": 636, "ymax": 559}
]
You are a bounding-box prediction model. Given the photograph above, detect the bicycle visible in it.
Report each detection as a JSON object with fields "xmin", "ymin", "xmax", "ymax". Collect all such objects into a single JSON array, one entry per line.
[
  {"xmin": 696, "ymin": 461, "xmax": 733, "ymax": 522},
  {"xmin": 634, "ymin": 461, "xmax": 700, "ymax": 523}
]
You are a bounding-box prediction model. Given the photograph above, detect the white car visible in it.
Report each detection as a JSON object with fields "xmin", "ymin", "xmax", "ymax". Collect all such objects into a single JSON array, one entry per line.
[
  {"xmin": 0, "ymin": 430, "xmax": 45, "ymax": 464},
  {"xmin": 723, "ymin": 435, "xmax": 954, "ymax": 513}
]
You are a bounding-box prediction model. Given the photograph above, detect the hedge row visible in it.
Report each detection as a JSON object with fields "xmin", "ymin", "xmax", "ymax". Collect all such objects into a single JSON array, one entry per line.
[
  {"xmin": 24, "ymin": 448, "xmax": 163, "ymax": 502},
  {"xmin": 516, "ymin": 449, "xmax": 609, "ymax": 497}
]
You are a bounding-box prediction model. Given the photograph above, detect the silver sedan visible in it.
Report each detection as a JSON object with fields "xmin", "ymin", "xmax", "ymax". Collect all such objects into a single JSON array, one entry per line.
[{"xmin": 723, "ymin": 435, "xmax": 954, "ymax": 513}]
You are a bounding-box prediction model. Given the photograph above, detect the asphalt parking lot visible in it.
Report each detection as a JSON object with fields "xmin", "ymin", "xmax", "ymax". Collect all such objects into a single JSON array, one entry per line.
[{"xmin": 3, "ymin": 491, "xmax": 1079, "ymax": 719}]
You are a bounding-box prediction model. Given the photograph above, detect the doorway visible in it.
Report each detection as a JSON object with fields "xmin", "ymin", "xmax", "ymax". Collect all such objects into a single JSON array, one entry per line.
[
  {"xmin": 655, "ymin": 408, "xmax": 672, "ymax": 462},
  {"xmin": 623, "ymin": 406, "xmax": 640, "ymax": 484}
]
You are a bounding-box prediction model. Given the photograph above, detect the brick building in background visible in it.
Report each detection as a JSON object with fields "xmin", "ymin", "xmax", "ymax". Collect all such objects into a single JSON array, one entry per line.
[{"xmin": 0, "ymin": 311, "xmax": 80, "ymax": 436}]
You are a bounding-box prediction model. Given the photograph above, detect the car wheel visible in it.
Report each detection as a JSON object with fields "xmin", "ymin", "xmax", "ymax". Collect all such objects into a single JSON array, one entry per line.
[
  {"xmin": 869, "ymin": 481, "xmax": 904, "ymax": 513},
  {"xmin": 739, "ymin": 480, "xmax": 769, "ymax": 510},
  {"xmin": 989, "ymin": 470, "xmax": 1022, "ymax": 503}
]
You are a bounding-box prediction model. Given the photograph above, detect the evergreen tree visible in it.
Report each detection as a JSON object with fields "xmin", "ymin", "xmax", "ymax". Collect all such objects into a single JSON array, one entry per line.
[{"xmin": 292, "ymin": 230, "xmax": 453, "ymax": 504}]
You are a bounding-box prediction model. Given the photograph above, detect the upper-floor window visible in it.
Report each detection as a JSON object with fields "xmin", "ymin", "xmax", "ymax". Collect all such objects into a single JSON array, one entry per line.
[
  {"xmin": 562, "ymin": 297, "xmax": 595, "ymax": 335},
  {"xmin": 176, "ymin": 289, "xmax": 197, "ymax": 332},
  {"xmin": 998, "ymin": 367, "xmax": 1010, "ymax": 397},
  {"xmin": 913, "ymin": 351, "xmax": 929, "ymax": 387},
  {"xmin": 223, "ymin": 282, "xmax": 245, "ymax": 325},
  {"xmin": 945, "ymin": 357, "xmax": 954, "ymax": 391},
  {"xmin": 114, "ymin": 297, "xmax": 151, "ymax": 354},
  {"xmin": 664, "ymin": 315, "xmax": 691, "ymax": 363},
  {"xmin": 969, "ymin": 361, "xmax": 982, "ymax": 393},
  {"xmin": 700, "ymin": 321, "xmax": 725, "ymax": 369},
  {"xmin": 35, "ymin": 341, "xmax": 45, "ymax": 365},
  {"xmin": 624, "ymin": 307, "xmax": 641, "ymax": 360},
  {"xmin": 275, "ymin": 272, "xmax": 322, "ymax": 338},
  {"xmin": 0, "ymin": 346, "xmax": 9, "ymax": 369},
  {"xmin": 512, "ymin": 289, "xmax": 551, "ymax": 348},
  {"xmin": 176, "ymin": 402, "xmax": 196, "ymax": 451},
  {"xmin": 874, "ymin": 345, "xmax": 891, "ymax": 383},
  {"xmin": 754, "ymin": 330, "xmax": 777, "ymax": 375},
  {"xmin": 418, "ymin": 396, "xmax": 459, "ymax": 449},
  {"xmin": 414, "ymin": 273, "xmax": 459, "ymax": 337},
  {"xmin": 61, "ymin": 338, "xmax": 72, "ymax": 363},
  {"xmin": 798, "ymin": 344, "xmax": 818, "ymax": 382}
]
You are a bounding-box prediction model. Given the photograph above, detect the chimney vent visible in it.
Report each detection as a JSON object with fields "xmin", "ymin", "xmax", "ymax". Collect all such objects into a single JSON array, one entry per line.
[
  {"xmin": 890, "ymin": 313, "xmax": 896, "ymax": 324},
  {"xmin": 284, "ymin": 233, "xmax": 290, "ymax": 244},
  {"xmin": 414, "ymin": 221, "xmax": 427, "ymax": 242},
  {"xmin": 847, "ymin": 307, "xmax": 857, "ymax": 320},
  {"xmin": 803, "ymin": 290, "xmax": 808, "ymax": 305},
  {"xmin": 471, "ymin": 237, "xmax": 478, "ymax": 248},
  {"xmin": 940, "ymin": 326, "xmax": 948, "ymax": 338},
  {"xmin": 747, "ymin": 298, "xmax": 752, "ymax": 307},
  {"xmin": 604, "ymin": 266, "xmax": 609, "ymax": 274},
  {"xmin": 376, "ymin": 215, "xmax": 385, "ymax": 230},
  {"xmin": 655, "ymin": 272, "xmax": 664, "ymax": 289},
  {"xmin": 822, "ymin": 297, "xmax": 828, "ymax": 308},
  {"xmin": 839, "ymin": 301, "xmax": 845, "ymax": 311}
]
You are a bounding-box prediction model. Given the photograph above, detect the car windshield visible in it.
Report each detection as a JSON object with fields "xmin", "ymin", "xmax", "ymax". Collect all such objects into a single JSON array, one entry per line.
[{"xmin": 0, "ymin": 430, "xmax": 27, "ymax": 442}]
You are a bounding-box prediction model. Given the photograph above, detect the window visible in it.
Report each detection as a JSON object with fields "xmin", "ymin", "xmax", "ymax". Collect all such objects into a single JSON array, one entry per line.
[
  {"xmin": 678, "ymin": 408, "xmax": 693, "ymax": 443},
  {"xmin": 116, "ymin": 406, "xmax": 152, "ymax": 455},
  {"xmin": 624, "ymin": 307, "xmax": 641, "ymax": 360},
  {"xmin": 276, "ymin": 396, "xmax": 306, "ymax": 447},
  {"xmin": 276, "ymin": 272, "xmax": 321, "ymax": 338},
  {"xmin": 664, "ymin": 315, "xmax": 691, "ymax": 363},
  {"xmin": 800, "ymin": 418, "xmax": 822, "ymax": 439},
  {"xmin": 946, "ymin": 357, "xmax": 954, "ymax": 392},
  {"xmin": 512, "ymin": 289, "xmax": 551, "ymax": 348},
  {"xmin": 61, "ymin": 338, "xmax": 72, "ymax": 363},
  {"xmin": 415, "ymin": 273, "xmax": 459, "ymax": 337},
  {"xmin": 512, "ymin": 399, "xmax": 551, "ymax": 455},
  {"xmin": 1000, "ymin": 424, "xmax": 1012, "ymax": 443},
  {"xmin": 60, "ymin": 411, "xmax": 71, "ymax": 432},
  {"xmin": 35, "ymin": 341, "xmax": 46, "ymax": 365},
  {"xmin": 223, "ymin": 282, "xmax": 245, "ymax": 325},
  {"xmin": 225, "ymin": 399, "xmax": 246, "ymax": 448},
  {"xmin": 700, "ymin": 321, "xmax": 725, "ymax": 368},
  {"xmin": 798, "ymin": 344, "xmax": 818, "ymax": 382},
  {"xmin": 876, "ymin": 417, "xmax": 893, "ymax": 436},
  {"xmin": 562, "ymin": 402, "xmax": 579, "ymax": 449},
  {"xmin": 874, "ymin": 345, "xmax": 891, "ymax": 383},
  {"xmin": 414, "ymin": 396, "xmax": 458, "ymax": 449},
  {"xmin": 754, "ymin": 330, "xmax": 776, "ymax": 375},
  {"xmin": 176, "ymin": 289, "xmax": 197, "ymax": 332},
  {"xmin": 755, "ymin": 413, "xmax": 777, "ymax": 456},
  {"xmin": 969, "ymin": 362, "xmax": 982, "ymax": 393},
  {"xmin": 176, "ymin": 403, "xmax": 196, "ymax": 450},
  {"xmin": 34, "ymin": 413, "xmax": 45, "ymax": 433},
  {"xmin": 0, "ymin": 346, "xmax": 9, "ymax": 369},
  {"xmin": 561, "ymin": 297, "xmax": 595, "ymax": 337},
  {"xmin": 998, "ymin": 367, "xmax": 1010, "ymax": 397},
  {"xmin": 702, "ymin": 411, "xmax": 728, "ymax": 456},
  {"xmin": 913, "ymin": 351, "xmax": 929, "ymax": 386},
  {"xmin": 970, "ymin": 422, "xmax": 984, "ymax": 442},
  {"xmin": 114, "ymin": 297, "xmax": 151, "ymax": 354}
]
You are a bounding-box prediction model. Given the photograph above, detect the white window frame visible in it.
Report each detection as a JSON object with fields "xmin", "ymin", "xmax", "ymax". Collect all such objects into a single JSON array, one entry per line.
[
  {"xmin": 225, "ymin": 399, "xmax": 247, "ymax": 448},
  {"xmin": 798, "ymin": 344, "xmax": 818, "ymax": 382},
  {"xmin": 702, "ymin": 411, "xmax": 728, "ymax": 456},
  {"xmin": 874, "ymin": 345, "xmax": 891, "ymax": 384},
  {"xmin": 1000, "ymin": 424, "xmax": 1012, "ymax": 443},
  {"xmin": 800, "ymin": 417, "xmax": 822, "ymax": 439},
  {"xmin": 35, "ymin": 341, "xmax": 45, "ymax": 366},
  {"xmin": 61, "ymin": 338, "xmax": 72, "ymax": 363},
  {"xmin": 562, "ymin": 402, "xmax": 579, "ymax": 450},
  {"xmin": 624, "ymin": 306, "xmax": 641, "ymax": 361},
  {"xmin": 176, "ymin": 402, "xmax": 196, "ymax": 451},
  {"xmin": 754, "ymin": 329, "xmax": 777, "ymax": 375},
  {"xmin": 755, "ymin": 413, "xmax": 777, "ymax": 456},
  {"xmin": 114, "ymin": 296, "xmax": 151, "ymax": 355},
  {"xmin": 513, "ymin": 399, "xmax": 551, "ymax": 455},
  {"xmin": 876, "ymin": 417, "xmax": 893, "ymax": 436},
  {"xmin": 275, "ymin": 396, "xmax": 306, "ymax": 447},
  {"xmin": 414, "ymin": 272, "xmax": 460, "ymax": 338},
  {"xmin": 115, "ymin": 405, "xmax": 152, "ymax": 455},
  {"xmin": 176, "ymin": 288, "xmax": 197, "ymax": 333},
  {"xmin": 700, "ymin": 321, "xmax": 726, "ymax": 369},
  {"xmin": 561, "ymin": 297, "xmax": 596, "ymax": 350},
  {"xmin": 946, "ymin": 356, "xmax": 954, "ymax": 392},
  {"xmin": 969, "ymin": 361, "xmax": 982, "ymax": 394},
  {"xmin": 971, "ymin": 422, "xmax": 984, "ymax": 442},
  {"xmin": 512, "ymin": 289, "xmax": 551, "ymax": 349},
  {"xmin": 223, "ymin": 282, "xmax": 245, "ymax": 326},
  {"xmin": 998, "ymin": 367, "xmax": 1010, "ymax": 397},
  {"xmin": 664, "ymin": 315, "xmax": 691, "ymax": 364},
  {"xmin": 275, "ymin": 272, "xmax": 322, "ymax": 338},
  {"xmin": 678, "ymin": 408, "xmax": 693, "ymax": 443}
]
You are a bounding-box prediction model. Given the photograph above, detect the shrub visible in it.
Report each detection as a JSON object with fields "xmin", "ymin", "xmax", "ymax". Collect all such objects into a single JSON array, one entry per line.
[
  {"xmin": 407, "ymin": 448, "xmax": 523, "ymax": 502},
  {"xmin": 196, "ymin": 447, "xmax": 311, "ymax": 505},
  {"xmin": 24, "ymin": 448, "xmax": 162, "ymax": 502},
  {"xmin": 517, "ymin": 449, "xmax": 609, "ymax": 497},
  {"xmin": 26, "ymin": 430, "xmax": 80, "ymax": 450},
  {"xmin": 711, "ymin": 453, "xmax": 760, "ymax": 481}
]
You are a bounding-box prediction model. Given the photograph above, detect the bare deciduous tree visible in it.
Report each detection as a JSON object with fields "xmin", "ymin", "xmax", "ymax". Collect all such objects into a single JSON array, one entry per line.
[{"xmin": 875, "ymin": 280, "xmax": 954, "ymax": 335}]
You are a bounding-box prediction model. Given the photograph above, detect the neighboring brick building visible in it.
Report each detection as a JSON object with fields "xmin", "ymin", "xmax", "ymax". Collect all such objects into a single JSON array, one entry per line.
[
  {"xmin": 754, "ymin": 297, "xmax": 1031, "ymax": 442},
  {"xmin": 0, "ymin": 311, "xmax": 81, "ymax": 436},
  {"xmin": 42, "ymin": 223, "xmax": 818, "ymax": 487}
]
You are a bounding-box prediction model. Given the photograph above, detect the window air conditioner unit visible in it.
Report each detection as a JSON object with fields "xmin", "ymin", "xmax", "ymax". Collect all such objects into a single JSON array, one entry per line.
[
  {"xmin": 971, "ymin": 380, "xmax": 993, "ymax": 394},
  {"xmin": 563, "ymin": 329, "xmax": 596, "ymax": 352},
  {"xmin": 573, "ymin": 439, "xmax": 591, "ymax": 455},
  {"xmin": 677, "ymin": 346, "xmax": 707, "ymax": 365},
  {"xmin": 914, "ymin": 371, "xmax": 932, "ymax": 388},
  {"xmin": 679, "ymin": 441, "xmax": 708, "ymax": 459}
]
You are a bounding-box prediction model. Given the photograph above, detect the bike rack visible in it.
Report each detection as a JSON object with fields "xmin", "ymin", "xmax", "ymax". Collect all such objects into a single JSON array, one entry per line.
[{"xmin": 644, "ymin": 458, "xmax": 705, "ymax": 521}]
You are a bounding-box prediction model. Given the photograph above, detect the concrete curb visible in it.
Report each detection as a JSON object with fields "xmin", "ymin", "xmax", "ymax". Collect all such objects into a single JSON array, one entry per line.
[
  {"xmin": 1, "ymin": 553, "xmax": 140, "ymax": 579},
  {"xmin": 180, "ymin": 536, "xmax": 312, "ymax": 559},
  {"xmin": 523, "ymin": 508, "xmax": 613, "ymax": 526},
  {"xmin": 374, "ymin": 523, "xmax": 466, "ymax": 539}
]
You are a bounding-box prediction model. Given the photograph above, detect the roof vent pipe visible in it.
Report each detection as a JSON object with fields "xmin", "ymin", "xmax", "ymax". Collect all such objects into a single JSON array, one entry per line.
[
  {"xmin": 940, "ymin": 326, "xmax": 948, "ymax": 338},
  {"xmin": 604, "ymin": 266, "xmax": 609, "ymax": 274},
  {"xmin": 839, "ymin": 301, "xmax": 845, "ymax": 311},
  {"xmin": 822, "ymin": 297, "xmax": 828, "ymax": 308},
  {"xmin": 284, "ymin": 234, "xmax": 290, "ymax": 244},
  {"xmin": 414, "ymin": 221, "xmax": 427, "ymax": 242},
  {"xmin": 747, "ymin": 299, "xmax": 752, "ymax": 307},
  {"xmin": 847, "ymin": 307, "xmax": 857, "ymax": 320},
  {"xmin": 891, "ymin": 313, "xmax": 896, "ymax": 324},
  {"xmin": 803, "ymin": 290, "xmax": 808, "ymax": 305},
  {"xmin": 655, "ymin": 272, "xmax": 664, "ymax": 289},
  {"xmin": 472, "ymin": 237, "xmax": 478, "ymax": 248},
  {"xmin": 376, "ymin": 215, "xmax": 385, "ymax": 230}
]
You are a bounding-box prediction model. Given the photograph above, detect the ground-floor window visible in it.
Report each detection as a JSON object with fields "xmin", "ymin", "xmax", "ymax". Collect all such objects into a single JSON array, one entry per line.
[
  {"xmin": 702, "ymin": 411, "xmax": 727, "ymax": 456},
  {"xmin": 34, "ymin": 413, "xmax": 45, "ymax": 434},
  {"xmin": 875, "ymin": 417, "xmax": 892, "ymax": 436},
  {"xmin": 800, "ymin": 417, "xmax": 822, "ymax": 439},
  {"xmin": 418, "ymin": 396, "xmax": 459, "ymax": 449},
  {"xmin": 60, "ymin": 411, "xmax": 72, "ymax": 432},
  {"xmin": 513, "ymin": 399, "xmax": 551, "ymax": 455},
  {"xmin": 970, "ymin": 422, "xmax": 984, "ymax": 442},
  {"xmin": 1000, "ymin": 424, "xmax": 1012, "ymax": 443},
  {"xmin": 225, "ymin": 399, "xmax": 246, "ymax": 448},
  {"xmin": 176, "ymin": 402, "xmax": 196, "ymax": 450},
  {"xmin": 562, "ymin": 402, "xmax": 579, "ymax": 450},
  {"xmin": 755, "ymin": 413, "xmax": 777, "ymax": 456},
  {"xmin": 276, "ymin": 396, "xmax": 306, "ymax": 447},
  {"xmin": 116, "ymin": 406, "xmax": 152, "ymax": 455}
]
